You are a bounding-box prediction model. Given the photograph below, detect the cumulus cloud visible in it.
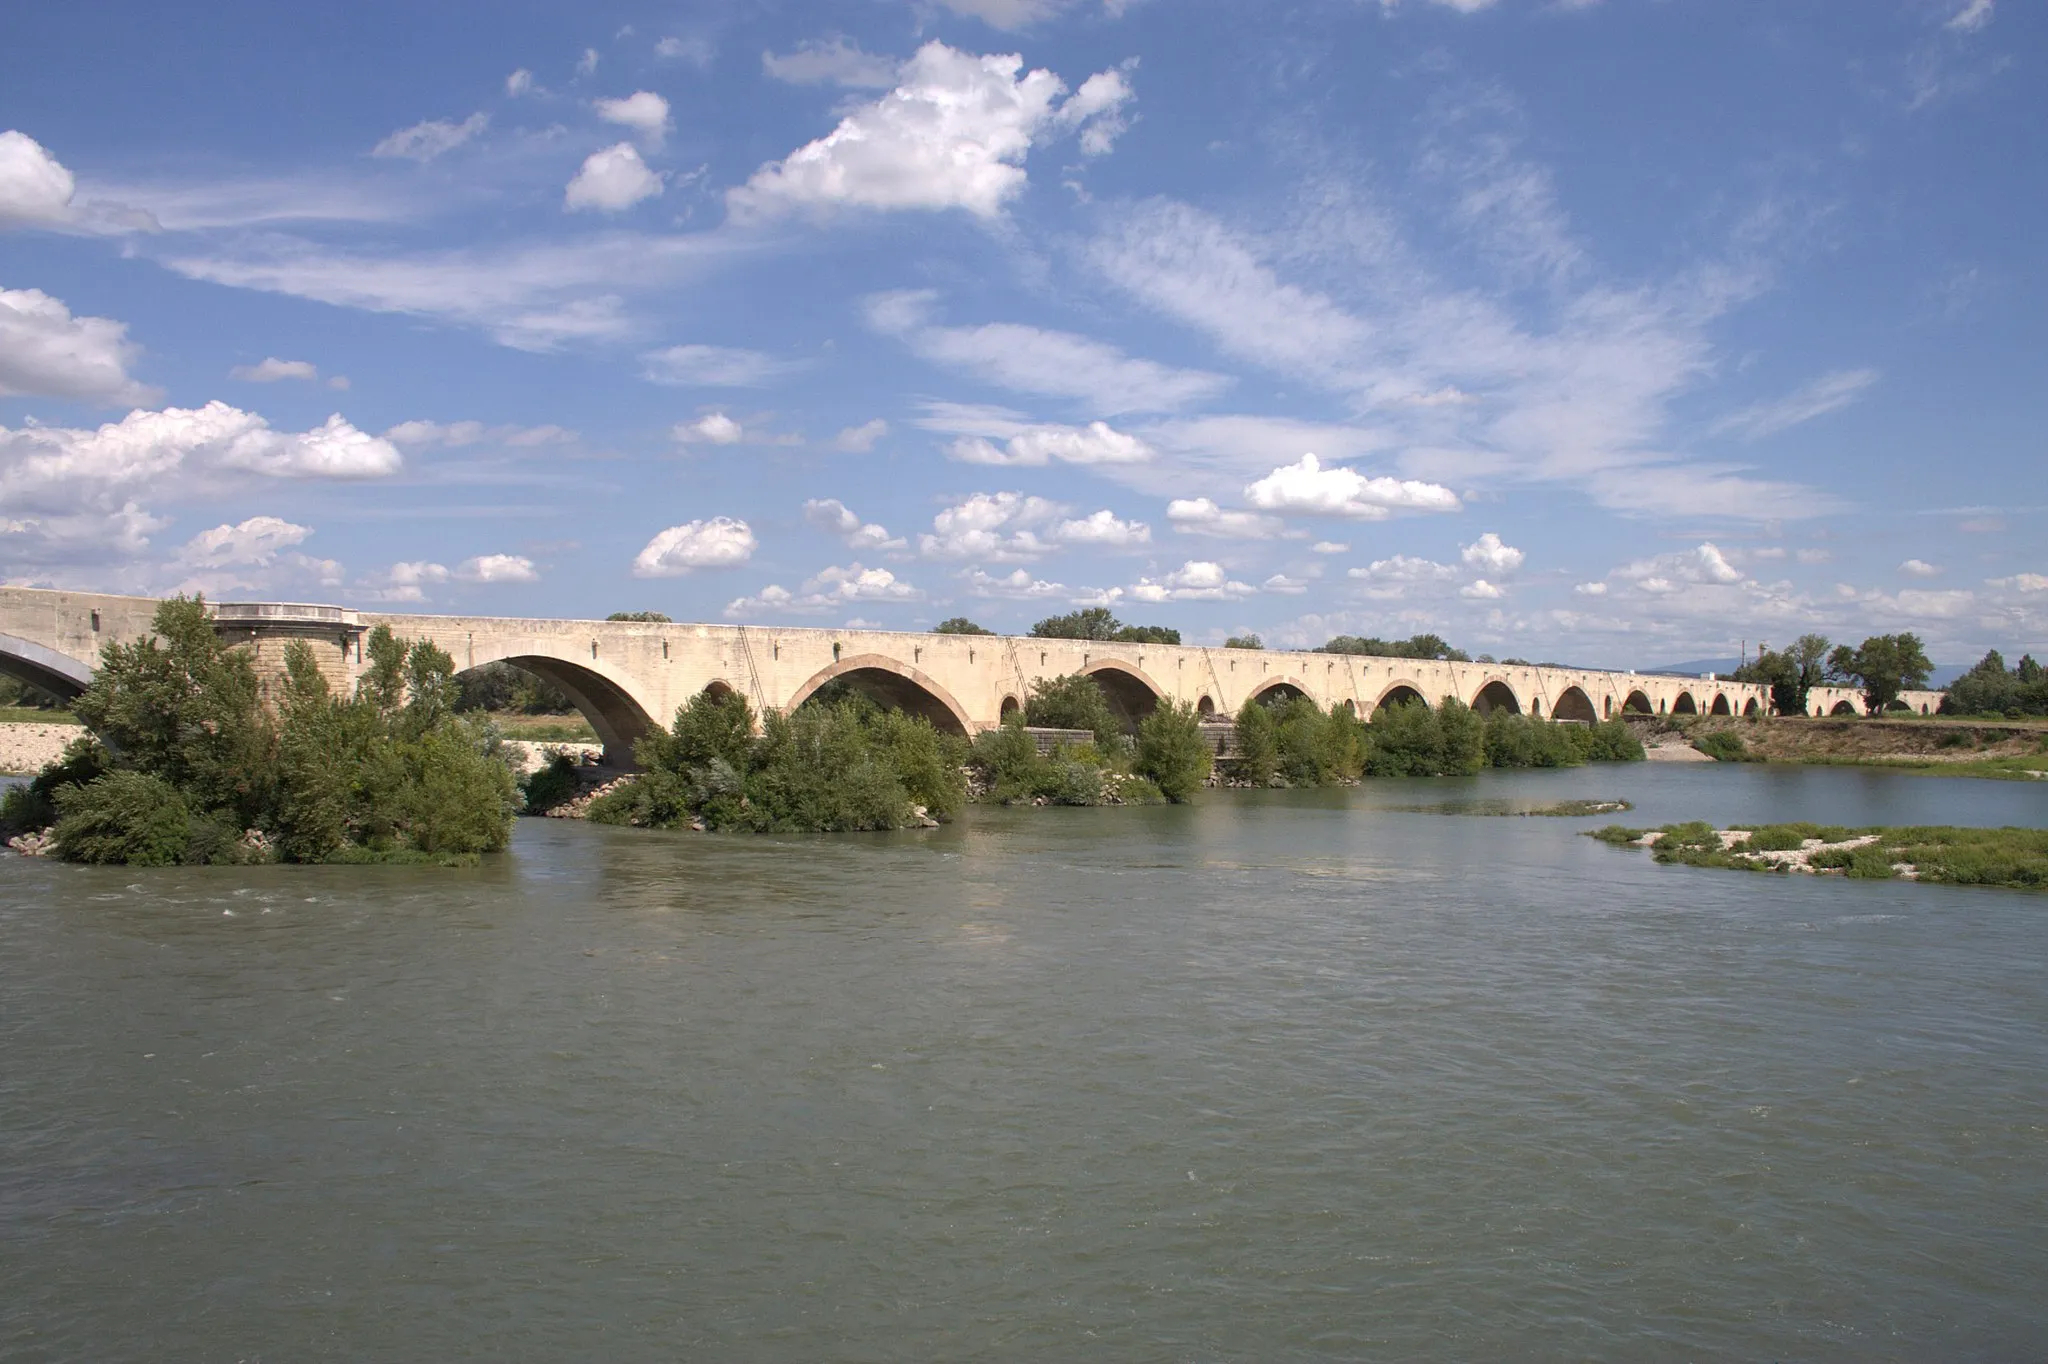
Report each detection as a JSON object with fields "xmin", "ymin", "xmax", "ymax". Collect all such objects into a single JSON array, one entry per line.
[
  {"xmin": 1712, "ymin": 369, "xmax": 1879, "ymax": 441},
  {"xmin": 829, "ymin": 418, "xmax": 889, "ymax": 453},
  {"xmin": 1459, "ymin": 579, "xmax": 1504, "ymax": 600},
  {"xmin": 632, "ymin": 516, "xmax": 757, "ymax": 576},
  {"xmin": 919, "ymin": 491, "xmax": 1063, "ymax": 560},
  {"xmin": 372, "ymin": 112, "xmax": 488, "ymax": 162},
  {"xmin": 1899, "ymin": 558, "xmax": 1941, "ymax": 578},
  {"xmin": 727, "ymin": 42, "xmax": 1134, "ymax": 220},
  {"xmin": 1263, "ymin": 573, "xmax": 1309, "ymax": 595},
  {"xmin": 1348, "ymin": 555, "xmax": 1461, "ymax": 600},
  {"xmin": 1312, "ymin": 541, "xmax": 1349, "ymax": 554},
  {"xmin": 506, "ymin": 69, "xmax": 536, "ymax": 96},
  {"xmin": 1986, "ymin": 572, "xmax": 2048, "ymax": 593},
  {"xmin": 867, "ymin": 289, "xmax": 1224, "ymax": 413},
  {"xmin": 804, "ymin": 497, "xmax": 905, "ymax": 551},
  {"xmin": 1129, "ymin": 560, "xmax": 1255, "ymax": 603},
  {"xmin": 1051, "ymin": 509, "xmax": 1149, "ymax": 547},
  {"xmin": 230, "ymin": 357, "xmax": 317, "ymax": 382},
  {"xmin": 640, "ymin": 343, "xmax": 798, "ymax": 387},
  {"xmin": 0, "ymin": 130, "xmax": 78, "ymax": 229},
  {"xmin": 1573, "ymin": 581, "xmax": 1608, "ymax": 596},
  {"xmin": 963, "ymin": 566, "xmax": 1070, "ymax": 599},
  {"xmin": 456, "ymin": 553, "xmax": 539, "ymax": 583},
  {"xmin": 595, "ymin": 92, "xmax": 671, "ymax": 148},
  {"xmin": 176, "ymin": 515, "xmax": 313, "ymax": 568},
  {"xmin": 565, "ymin": 143, "xmax": 663, "ymax": 213},
  {"xmin": 0, "ymin": 286, "xmax": 155, "ymax": 404},
  {"xmin": 672, "ymin": 412, "xmax": 744, "ymax": 445},
  {"xmin": 1611, "ymin": 542, "xmax": 1746, "ymax": 595},
  {"xmin": 1165, "ymin": 497, "xmax": 1288, "ymax": 540},
  {"xmin": 1243, "ymin": 453, "xmax": 1460, "ymax": 520},
  {"xmin": 1460, "ymin": 531, "xmax": 1525, "ymax": 574},
  {"xmin": 951, "ymin": 421, "xmax": 1153, "ymax": 467},
  {"xmin": 727, "ymin": 562, "xmax": 922, "ymax": 614},
  {"xmin": 762, "ymin": 36, "xmax": 897, "ymax": 88}
]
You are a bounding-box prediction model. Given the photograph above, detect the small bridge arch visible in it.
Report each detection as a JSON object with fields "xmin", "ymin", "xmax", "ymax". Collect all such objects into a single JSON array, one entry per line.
[
  {"xmin": 1374, "ymin": 680, "xmax": 1429, "ymax": 713},
  {"xmin": 1552, "ymin": 685, "xmax": 1599, "ymax": 724},
  {"xmin": 1830, "ymin": 698, "xmax": 1860, "ymax": 716},
  {"xmin": 1472, "ymin": 678, "xmax": 1521, "ymax": 715},
  {"xmin": 1623, "ymin": 689, "xmax": 1654, "ymax": 715},
  {"xmin": 1744, "ymin": 697, "xmax": 1761, "ymax": 716},
  {"xmin": 0, "ymin": 632, "xmax": 95, "ymax": 701},
  {"xmin": 1710, "ymin": 693, "xmax": 1732, "ymax": 716},
  {"xmin": 788, "ymin": 652, "xmax": 976, "ymax": 739},
  {"xmin": 1247, "ymin": 676, "xmax": 1311, "ymax": 708}
]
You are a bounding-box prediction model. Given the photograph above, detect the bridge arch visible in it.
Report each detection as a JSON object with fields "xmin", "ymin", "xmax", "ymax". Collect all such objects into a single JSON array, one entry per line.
[
  {"xmin": 788, "ymin": 652, "xmax": 975, "ymax": 739},
  {"xmin": 0, "ymin": 632, "xmax": 95, "ymax": 701},
  {"xmin": 1247, "ymin": 676, "xmax": 1311, "ymax": 708},
  {"xmin": 1471, "ymin": 678, "xmax": 1521, "ymax": 715},
  {"xmin": 999, "ymin": 693, "xmax": 1021, "ymax": 719},
  {"xmin": 459, "ymin": 642, "xmax": 660, "ymax": 764},
  {"xmin": 1078, "ymin": 660, "xmax": 1165, "ymax": 732},
  {"xmin": 1195, "ymin": 694, "xmax": 1216, "ymax": 717},
  {"xmin": 1552, "ymin": 685, "xmax": 1599, "ymax": 724},
  {"xmin": 1744, "ymin": 697, "xmax": 1761, "ymax": 717},
  {"xmin": 1710, "ymin": 692, "xmax": 1732, "ymax": 715},
  {"xmin": 1672, "ymin": 691, "xmax": 1698, "ymax": 715},
  {"xmin": 1373, "ymin": 680, "xmax": 1429, "ymax": 713},
  {"xmin": 1623, "ymin": 689, "xmax": 1653, "ymax": 715},
  {"xmin": 1830, "ymin": 698, "xmax": 1859, "ymax": 716}
]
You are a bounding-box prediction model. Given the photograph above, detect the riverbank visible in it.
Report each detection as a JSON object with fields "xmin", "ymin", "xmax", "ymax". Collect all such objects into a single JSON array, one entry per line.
[
  {"xmin": 1591, "ymin": 819, "xmax": 2048, "ymax": 889},
  {"xmin": 1647, "ymin": 715, "xmax": 2048, "ymax": 778}
]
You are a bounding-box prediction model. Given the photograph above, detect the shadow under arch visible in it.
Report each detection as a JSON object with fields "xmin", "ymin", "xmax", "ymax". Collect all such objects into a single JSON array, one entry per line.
[
  {"xmin": 1553, "ymin": 685, "xmax": 1599, "ymax": 724},
  {"xmin": 1373, "ymin": 681, "xmax": 1429, "ymax": 714},
  {"xmin": 788, "ymin": 652, "xmax": 975, "ymax": 739},
  {"xmin": 0, "ymin": 631, "xmax": 95, "ymax": 702},
  {"xmin": 1672, "ymin": 691, "xmax": 1699, "ymax": 715},
  {"xmin": 1195, "ymin": 694, "xmax": 1216, "ymax": 717},
  {"xmin": 1744, "ymin": 697, "xmax": 1761, "ymax": 716},
  {"xmin": 458, "ymin": 646, "xmax": 658, "ymax": 767},
  {"xmin": 1247, "ymin": 676, "xmax": 1311, "ymax": 708},
  {"xmin": 1830, "ymin": 699, "xmax": 1860, "ymax": 716},
  {"xmin": 1623, "ymin": 689, "xmax": 1654, "ymax": 714},
  {"xmin": 1710, "ymin": 693, "xmax": 1732, "ymax": 715},
  {"xmin": 1000, "ymin": 694, "xmax": 1022, "ymax": 719},
  {"xmin": 1078, "ymin": 660, "xmax": 1165, "ymax": 732},
  {"xmin": 1472, "ymin": 679, "xmax": 1521, "ymax": 715}
]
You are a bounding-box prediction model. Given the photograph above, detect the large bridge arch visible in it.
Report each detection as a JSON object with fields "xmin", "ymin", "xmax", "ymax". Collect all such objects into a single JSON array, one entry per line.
[
  {"xmin": 0, "ymin": 632, "xmax": 95, "ymax": 700},
  {"xmin": 788, "ymin": 652, "xmax": 975, "ymax": 739},
  {"xmin": 1471, "ymin": 678, "xmax": 1521, "ymax": 715},
  {"xmin": 1552, "ymin": 685, "xmax": 1599, "ymax": 724},
  {"xmin": 459, "ymin": 640, "xmax": 659, "ymax": 764},
  {"xmin": 1623, "ymin": 689, "xmax": 1654, "ymax": 715},
  {"xmin": 1078, "ymin": 660, "xmax": 1165, "ymax": 732},
  {"xmin": 1672, "ymin": 691, "xmax": 1699, "ymax": 715}
]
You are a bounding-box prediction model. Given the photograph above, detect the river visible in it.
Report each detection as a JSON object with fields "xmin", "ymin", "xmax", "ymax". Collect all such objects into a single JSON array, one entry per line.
[{"xmin": 3, "ymin": 763, "xmax": 2045, "ymax": 1361}]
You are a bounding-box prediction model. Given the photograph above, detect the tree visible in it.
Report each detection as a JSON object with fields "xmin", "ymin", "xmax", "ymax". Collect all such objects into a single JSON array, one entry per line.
[
  {"xmin": 607, "ymin": 611, "xmax": 672, "ymax": 622},
  {"xmin": 1024, "ymin": 673, "xmax": 1123, "ymax": 748},
  {"xmin": 932, "ymin": 617, "xmax": 994, "ymax": 635},
  {"xmin": 1135, "ymin": 700, "xmax": 1212, "ymax": 801},
  {"xmin": 1029, "ymin": 608, "xmax": 1181, "ymax": 645},
  {"xmin": 1942, "ymin": 649, "xmax": 2048, "ymax": 717},
  {"xmin": 1828, "ymin": 634, "xmax": 1932, "ymax": 714},
  {"xmin": 1318, "ymin": 633, "xmax": 1469, "ymax": 662},
  {"xmin": 1223, "ymin": 634, "xmax": 1263, "ymax": 650},
  {"xmin": 1736, "ymin": 632, "xmax": 1831, "ymax": 715}
]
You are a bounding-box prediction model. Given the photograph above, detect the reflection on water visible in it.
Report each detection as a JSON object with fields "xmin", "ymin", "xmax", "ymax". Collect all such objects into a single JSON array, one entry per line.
[{"xmin": 2, "ymin": 762, "xmax": 2045, "ymax": 1361}]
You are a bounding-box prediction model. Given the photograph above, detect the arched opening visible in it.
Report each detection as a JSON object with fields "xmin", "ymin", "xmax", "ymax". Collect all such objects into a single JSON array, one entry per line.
[
  {"xmin": 1337, "ymin": 698, "xmax": 1357, "ymax": 719},
  {"xmin": 1743, "ymin": 697, "xmax": 1761, "ymax": 717},
  {"xmin": 0, "ymin": 632, "xmax": 94, "ymax": 703},
  {"xmin": 1710, "ymin": 693, "xmax": 1732, "ymax": 716},
  {"xmin": 1374, "ymin": 682, "xmax": 1428, "ymax": 715},
  {"xmin": 1920, "ymin": 703, "xmax": 1930, "ymax": 715},
  {"xmin": 1830, "ymin": 699, "xmax": 1859, "ymax": 716},
  {"xmin": 999, "ymin": 694, "xmax": 1021, "ymax": 719},
  {"xmin": 702, "ymin": 679, "xmax": 737, "ymax": 703},
  {"xmin": 1530, "ymin": 699, "xmax": 1544, "ymax": 719},
  {"xmin": 1472, "ymin": 680, "xmax": 1520, "ymax": 715},
  {"xmin": 1249, "ymin": 678, "xmax": 1309, "ymax": 708},
  {"xmin": 1080, "ymin": 662, "xmax": 1164, "ymax": 733},
  {"xmin": 1672, "ymin": 692, "xmax": 1698, "ymax": 715},
  {"xmin": 788, "ymin": 654, "xmax": 974, "ymax": 739},
  {"xmin": 1196, "ymin": 694, "xmax": 1216, "ymax": 717},
  {"xmin": 1553, "ymin": 686, "xmax": 1599, "ymax": 724},
  {"xmin": 1623, "ymin": 690, "xmax": 1653, "ymax": 715},
  {"xmin": 460, "ymin": 654, "xmax": 658, "ymax": 767},
  {"xmin": 1603, "ymin": 695, "xmax": 1613, "ymax": 718}
]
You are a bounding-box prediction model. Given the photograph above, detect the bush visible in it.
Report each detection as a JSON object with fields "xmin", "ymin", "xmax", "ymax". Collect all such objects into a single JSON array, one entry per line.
[
  {"xmin": 1693, "ymin": 730, "xmax": 1755, "ymax": 762},
  {"xmin": 1136, "ymin": 700, "xmax": 1212, "ymax": 802},
  {"xmin": 1024, "ymin": 674, "xmax": 1125, "ymax": 750},
  {"xmin": 0, "ymin": 734, "xmax": 108, "ymax": 834},
  {"xmin": 1585, "ymin": 721, "xmax": 1645, "ymax": 762},
  {"xmin": 522, "ymin": 753, "xmax": 582, "ymax": 814},
  {"xmin": 51, "ymin": 771, "xmax": 193, "ymax": 866}
]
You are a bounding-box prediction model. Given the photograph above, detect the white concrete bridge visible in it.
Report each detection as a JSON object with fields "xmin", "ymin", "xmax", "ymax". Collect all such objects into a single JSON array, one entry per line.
[{"xmin": 0, "ymin": 586, "xmax": 1943, "ymax": 765}]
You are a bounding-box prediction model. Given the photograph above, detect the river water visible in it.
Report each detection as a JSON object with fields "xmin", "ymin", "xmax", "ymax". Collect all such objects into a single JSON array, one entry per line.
[{"xmin": 3, "ymin": 763, "xmax": 2046, "ymax": 1361}]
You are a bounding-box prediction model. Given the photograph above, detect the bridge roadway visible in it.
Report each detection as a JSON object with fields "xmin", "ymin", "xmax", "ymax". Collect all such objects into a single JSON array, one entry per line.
[{"xmin": 0, "ymin": 586, "xmax": 1943, "ymax": 766}]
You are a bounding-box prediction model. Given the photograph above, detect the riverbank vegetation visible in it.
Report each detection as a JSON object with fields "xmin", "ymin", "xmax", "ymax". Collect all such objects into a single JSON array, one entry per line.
[
  {"xmin": 1, "ymin": 597, "xmax": 518, "ymax": 865},
  {"xmin": 1229, "ymin": 695, "xmax": 1642, "ymax": 785},
  {"xmin": 1942, "ymin": 650, "xmax": 2048, "ymax": 717},
  {"xmin": 0, "ymin": 675, "xmax": 75, "ymax": 724},
  {"xmin": 1590, "ymin": 820, "xmax": 2048, "ymax": 890}
]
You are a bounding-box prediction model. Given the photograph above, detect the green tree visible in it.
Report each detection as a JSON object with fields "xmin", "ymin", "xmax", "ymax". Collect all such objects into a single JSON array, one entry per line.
[
  {"xmin": 1223, "ymin": 633, "xmax": 1262, "ymax": 650},
  {"xmin": 607, "ymin": 611, "xmax": 673, "ymax": 622},
  {"xmin": 1136, "ymin": 700, "xmax": 1212, "ymax": 801},
  {"xmin": 932, "ymin": 617, "xmax": 995, "ymax": 635},
  {"xmin": 1029, "ymin": 608, "xmax": 1180, "ymax": 645},
  {"xmin": 1024, "ymin": 673, "xmax": 1125, "ymax": 748},
  {"xmin": 1828, "ymin": 634, "xmax": 1932, "ymax": 714},
  {"xmin": 1737, "ymin": 633, "xmax": 1831, "ymax": 715},
  {"xmin": 1233, "ymin": 696, "xmax": 1280, "ymax": 785},
  {"xmin": 1319, "ymin": 633, "xmax": 1469, "ymax": 662}
]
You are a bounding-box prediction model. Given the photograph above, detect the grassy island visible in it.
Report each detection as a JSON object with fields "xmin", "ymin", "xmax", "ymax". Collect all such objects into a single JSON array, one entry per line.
[{"xmin": 1590, "ymin": 821, "xmax": 2048, "ymax": 890}]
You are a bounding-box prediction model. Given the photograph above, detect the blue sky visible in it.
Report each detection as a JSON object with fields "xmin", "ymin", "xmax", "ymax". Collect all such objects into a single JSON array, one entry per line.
[{"xmin": 1, "ymin": 0, "xmax": 2040, "ymax": 666}]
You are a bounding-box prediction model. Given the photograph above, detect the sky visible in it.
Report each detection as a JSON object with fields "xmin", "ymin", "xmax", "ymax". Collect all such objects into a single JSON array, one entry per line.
[{"xmin": 1, "ymin": 0, "xmax": 2041, "ymax": 667}]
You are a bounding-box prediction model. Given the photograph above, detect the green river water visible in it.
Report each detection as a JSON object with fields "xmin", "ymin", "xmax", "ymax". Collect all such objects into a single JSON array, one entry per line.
[{"xmin": 3, "ymin": 763, "xmax": 2046, "ymax": 1361}]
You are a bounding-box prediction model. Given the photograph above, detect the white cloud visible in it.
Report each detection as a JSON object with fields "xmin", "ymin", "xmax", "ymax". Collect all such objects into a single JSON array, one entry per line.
[
  {"xmin": 595, "ymin": 92, "xmax": 671, "ymax": 148},
  {"xmin": 963, "ymin": 567, "xmax": 1069, "ymax": 599},
  {"xmin": 1052, "ymin": 509, "xmax": 1150, "ymax": 548},
  {"xmin": 655, "ymin": 36, "xmax": 714, "ymax": 66},
  {"xmin": 1899, "ymin": 558, "xmax": 1941, "ymax": 578},
  {"xmin": 1129, "ymin": 560, "xmax": 1255, "ymax": 603},
  {"xmin": 866, "ymin": 289, "xmax": 1226, "ymax": 413},
  {"xmin": 1165, "ymin": 497, "xmax": 1288, "ymax": 540},
  {"xmin": 1613, "ymin": 542, "xmax": 1746, "ymax": 593},
  {"xmin": 727, "ymin": 42, "xmax": 1133, "ymax": 220},
  {"xmin": 952, "ymin": 422, "xmax": 1154, "ymax": 467},
  {"xmin": 672, "ymin": 412, "xmax": 744, "ymax": 445},
  {"xmin": 0, "ymin": 286, "xmax": 155, "ymax": 404},
  {"xmin": 1712, "ymin": 369, "xmax": 1879, "ymax": 441},
  {"xmin": 631, "ymin": 516, "xmax": 756, "ymax": 576},
  {"xmin": 0, "ymin": 130, "xmax": 79, "ymax": 229},
  {"xmin": 230, "ymin": 356, "xmax": 318, "ymax": 383},
  {"xmin": 456, "ymin": 553, "xmax": 539, "ymax": 583},
  {"xmin": 804, "ymin": 498, "xmax": 906, "ymax": 552},
  {"xmin": 1348, "ymin": 556, "xmax": 1460, "ymax": 598},
  {"xmin": 506, "ymin": 69, "xmax": 536, "ymax": 96},
  {"xmin": 1311, "ymin": 540, "xmax": 1349, "ymax": 554},
  {"xmin": 919, "ymin": 491, "xmax": 1064, "ymax": 561},
  {"xmin": 727, "ymin": 562, "xmax": 922, "ymax": 614},
  {"xmin": 830, "ymin": 418, "xmax": 889, "ymax": 453},
  {"xmin": 1243, "ymin": 453, "xmax": 1460, "ymax": 520},
  {"xmin": 382, "ymin": 419, "xmax": 576, "ymax": 449},
  {"xmin": 762, "ymin": 37, "xmax": 897, "ymax": 88},
  {"xmin": 372, "ymin": 112, "xmax": 488, "ymax": 162},
  {"xmin": 565, "ymin": 143, "xmax": 663, "ymax": 213},
  {"xmin": 1052, "ymin": 65, "xmax": 1135, "ymax": 157},
  {"xmin": 1459, "ymin": 579, "xmax": 1504, "ymax": 600},
  {"xmin": 1263, "ymin": 573, "xmax": 1309, "ymax": 595},
  {"xmin": 1460, "ymin": 531, "xmax": 1524, "ymax": 574},
  {"xmin": 641, "ymin": 344, "xmax": 798, "ymax": 387},
  {"xmin": 578, "ymin": 48, "xmax": 600, "ymax": 76},
  {"xmin": 1987, "ymin": 573, "xmax": 2048, "ymax": 593},
  {"xmin": 176, "ymin": 516, "xmax": 313, "ymax": 568},
  {"xmin": 1574, "ymin": 581, "xmax": 1608, "ymax": 596},
  {"xmin": 1947, "ymin": 0, "xmax": 1994, "ymax": 32},
  {"xmin": 1796, "ymin": 547, "xmax": 1832, "ymax": 564}
]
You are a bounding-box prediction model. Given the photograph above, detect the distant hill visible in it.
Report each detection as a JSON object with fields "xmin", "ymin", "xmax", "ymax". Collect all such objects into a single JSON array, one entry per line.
[{"xmin": 1644, "ymin": 658, "xmax": 1966, "ymax": 688}]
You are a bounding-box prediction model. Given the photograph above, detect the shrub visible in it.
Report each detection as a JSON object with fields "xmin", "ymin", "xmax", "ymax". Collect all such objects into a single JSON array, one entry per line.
[
  {"xmin": 51, "ymin": 772, "xmax": 193, "ymax": 866},
  {"xmin": 1693, "ymin": 730, "xmax": 1755, "ymax": 762},
  {"xmin": 522, "ymin": 753, "xmax": 582, "ymax": 814},
  {"xmin": 1585, "ymin": 721, "xmax": 1645, "ymax": 762},
  {"xmin": 1025, "ymin": 674, "xmax": 1125, "ymax": 750},
  {"xmin": 1233, "ymin": 698, "xmax": 1280, "ymax": 785},
  {"xmin": 971, "ymin": 714, "xmax": 1053, "ymax": 805},
  {"xmin": 1136, "ymin": 700, "xmax": 1212, "ymax": 802}
]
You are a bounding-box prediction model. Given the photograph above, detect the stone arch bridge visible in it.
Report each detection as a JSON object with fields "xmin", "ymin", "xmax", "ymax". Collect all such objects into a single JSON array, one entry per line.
[{"xmin": 0, "ymin": 587, "xmax": 1943, "ymax": 765}]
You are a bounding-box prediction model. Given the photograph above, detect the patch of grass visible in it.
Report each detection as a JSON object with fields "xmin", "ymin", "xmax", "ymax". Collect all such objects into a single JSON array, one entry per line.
[
  {"xmin": 0, "ymin": 707, "xmax": 80, "ymax": 725},
  {"xmin": 1589, "ymin": 820, "xmax": 2048, "ymax": 891},
  {"xmin": 488, "ymin": 712, "xmax": 600, "ymax": 742}
]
